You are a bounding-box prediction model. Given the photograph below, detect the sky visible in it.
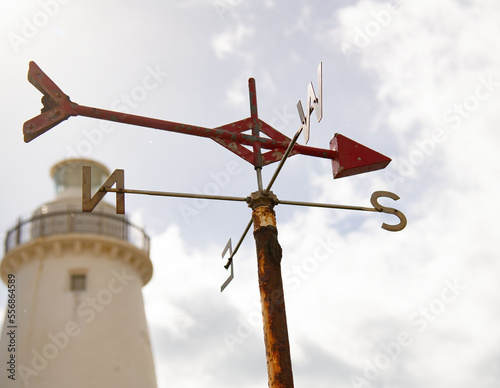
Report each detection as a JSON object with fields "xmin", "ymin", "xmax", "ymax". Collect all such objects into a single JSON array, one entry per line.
[{"xmin": 1, "ymin": 0, "xmax": 500, "ymax": 387}]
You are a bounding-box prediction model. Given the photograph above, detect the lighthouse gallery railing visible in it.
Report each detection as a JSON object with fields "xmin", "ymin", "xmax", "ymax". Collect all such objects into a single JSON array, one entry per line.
[{"xmin": 4, "ymin": 211, "xmax": 150, "ymax": 255}]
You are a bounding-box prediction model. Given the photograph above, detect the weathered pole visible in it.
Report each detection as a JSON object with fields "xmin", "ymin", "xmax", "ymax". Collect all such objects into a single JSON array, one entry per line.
[{"xmin": 249, "ymin": 190, "xmax": 294, "ymax": 388}]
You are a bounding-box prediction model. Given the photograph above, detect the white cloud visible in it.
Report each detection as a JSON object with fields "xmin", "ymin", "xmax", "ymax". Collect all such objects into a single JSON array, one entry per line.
[{"xmin": 211, "ymin": 24, "xmax": 254, "ymax": 59}]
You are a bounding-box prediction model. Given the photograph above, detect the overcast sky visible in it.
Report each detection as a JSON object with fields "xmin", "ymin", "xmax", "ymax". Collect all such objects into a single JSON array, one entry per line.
[{"xmin": 1, "ymin": 0, "xmax": 500, "ymax": 387}]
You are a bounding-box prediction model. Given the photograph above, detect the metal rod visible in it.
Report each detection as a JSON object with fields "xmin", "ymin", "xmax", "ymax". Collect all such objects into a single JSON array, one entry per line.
[
  {"xmin": 278, "ymin": 199, "xmax": 379, "ymax": 212},
  {"xmin": 256, "ymin": 168, "xmax": 264, "ymax": 192},
  {"xmin": 104, "ymin": 188, "xmax": 248, "ymax": 203},
  {"xmin": 72, "ymin": 104, "xmax": 338, "ymax": 161},
  {"xmin": 105, "ymin": 188, "xmax": 380, "ymax": 212},
  {"xmin": 265, "ymin": 127, "xmax": 303, "ymax": 193}
]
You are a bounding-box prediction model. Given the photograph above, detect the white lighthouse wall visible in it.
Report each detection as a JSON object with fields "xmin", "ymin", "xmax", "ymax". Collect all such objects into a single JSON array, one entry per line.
[{"xmin": 0, "ymin": 237, "xmax": 157, "ymax": 388}]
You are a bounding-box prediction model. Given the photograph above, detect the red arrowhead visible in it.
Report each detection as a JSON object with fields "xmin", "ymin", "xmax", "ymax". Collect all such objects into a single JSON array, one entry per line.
[{"xmin": 330, "ymin": 133, "xmax": 391, "ymax": 179}]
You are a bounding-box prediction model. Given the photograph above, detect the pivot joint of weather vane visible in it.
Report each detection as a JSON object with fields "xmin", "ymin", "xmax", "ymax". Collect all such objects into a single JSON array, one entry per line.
[{"xmin": 247, "ymin": 190, "xmax": 279, "ymax": 211}]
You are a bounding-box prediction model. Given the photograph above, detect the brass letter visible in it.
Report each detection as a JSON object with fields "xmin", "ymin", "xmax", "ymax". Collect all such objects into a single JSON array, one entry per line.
[
  {"xmin": 370, "ymin": 191, "xmax": 407, "ymax": 232},
  {"xmin": 82, "ymin": 166, "xmax": 125, "ymax": 214}
]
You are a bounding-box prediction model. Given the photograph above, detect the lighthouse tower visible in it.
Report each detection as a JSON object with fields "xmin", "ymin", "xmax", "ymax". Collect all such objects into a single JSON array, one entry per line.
[{"xmin": 0, "ymin": 159, "xmax": 157, "ymax": 388}]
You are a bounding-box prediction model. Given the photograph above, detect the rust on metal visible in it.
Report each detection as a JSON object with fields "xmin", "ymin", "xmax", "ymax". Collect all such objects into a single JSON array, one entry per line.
[
  {"xmin": 250, "ymin": 192, "xmax": 294, "ymax": 388},
  {"xmin": 252, "ymin": 206, "xmax": 276, "ymax": 230}
]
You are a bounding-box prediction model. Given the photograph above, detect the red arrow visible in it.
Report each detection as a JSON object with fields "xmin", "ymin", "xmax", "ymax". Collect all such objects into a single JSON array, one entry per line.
[{"xmin": 23, "ymin": 61, "xmax": 391, "ymax": 178}]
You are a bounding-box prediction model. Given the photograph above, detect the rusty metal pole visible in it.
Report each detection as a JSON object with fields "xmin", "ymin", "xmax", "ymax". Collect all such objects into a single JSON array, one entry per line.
[{"xmin": 248, "ymin": 190, "xmax": 294, "ymax": 388}]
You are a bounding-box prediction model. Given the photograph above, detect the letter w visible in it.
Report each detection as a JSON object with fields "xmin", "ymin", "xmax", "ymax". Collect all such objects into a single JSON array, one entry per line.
[{"xmin": 82, "ymin": 166, "xmax": 125, "ymax": 214}]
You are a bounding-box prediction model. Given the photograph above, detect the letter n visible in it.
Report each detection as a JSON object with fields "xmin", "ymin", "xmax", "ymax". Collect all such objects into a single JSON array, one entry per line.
[{"xmin": 82, "ymin": 166, "xmax": 125, "ymax": 214}]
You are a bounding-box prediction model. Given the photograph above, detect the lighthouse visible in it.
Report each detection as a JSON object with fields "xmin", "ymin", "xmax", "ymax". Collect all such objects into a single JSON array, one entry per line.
[{"xmin": 0, "ymin": 159, "xmax": 157, "ymax": 387}]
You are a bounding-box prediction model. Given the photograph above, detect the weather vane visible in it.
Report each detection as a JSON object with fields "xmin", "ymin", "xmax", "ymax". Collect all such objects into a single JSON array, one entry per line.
[{"xmin": 24, "ymin": 61, "xmax": 406, "ymax": 388}]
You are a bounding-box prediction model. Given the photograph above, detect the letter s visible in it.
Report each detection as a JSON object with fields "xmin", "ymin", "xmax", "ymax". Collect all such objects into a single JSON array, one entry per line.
[{"xmin": 370, "ymin": 191, "xmax": 407, "ymax": 232}]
